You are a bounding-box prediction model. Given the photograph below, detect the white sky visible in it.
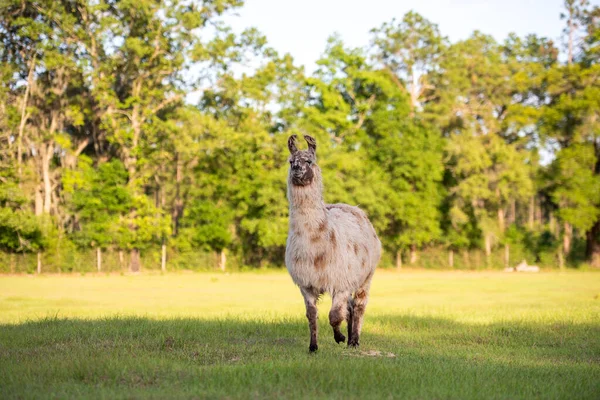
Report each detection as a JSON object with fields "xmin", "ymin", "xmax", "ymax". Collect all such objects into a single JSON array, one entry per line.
[{"xmin": 225, "ymin": 0, "xmax": 600, "ymax": 73}]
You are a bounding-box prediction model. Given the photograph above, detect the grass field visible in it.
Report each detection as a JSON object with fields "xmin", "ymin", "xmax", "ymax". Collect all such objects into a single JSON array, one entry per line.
[{"xmin": 1, "ymin": 270, "xmax": 599, "ymax": 399}]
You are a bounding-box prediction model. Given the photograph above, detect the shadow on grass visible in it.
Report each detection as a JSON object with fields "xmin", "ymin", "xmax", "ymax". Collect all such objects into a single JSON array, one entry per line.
[{"xmin": 1, "ymin": 315, "xmax": 599, "ymax": 399}]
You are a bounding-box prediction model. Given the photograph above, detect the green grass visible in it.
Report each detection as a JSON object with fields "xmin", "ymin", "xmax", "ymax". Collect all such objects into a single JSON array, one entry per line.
[{"xmin": 1, "ymin": 270, "xmax": 599, "ymax": 399}]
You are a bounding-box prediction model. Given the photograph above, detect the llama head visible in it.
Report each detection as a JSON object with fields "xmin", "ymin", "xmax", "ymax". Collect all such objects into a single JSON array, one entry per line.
[{"xmin": 288, "ymin": 134, "xmax": 318, "ymax": 187}]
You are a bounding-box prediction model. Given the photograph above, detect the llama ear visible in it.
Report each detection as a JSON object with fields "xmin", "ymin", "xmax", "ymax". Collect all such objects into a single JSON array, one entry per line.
[
  {"xmin": 288, "ymin": 135, "xmax": 298, "ymax": 154},
  {"xmin": 304, "ymin": 135, "xmax": 317, "ymax": 155}
]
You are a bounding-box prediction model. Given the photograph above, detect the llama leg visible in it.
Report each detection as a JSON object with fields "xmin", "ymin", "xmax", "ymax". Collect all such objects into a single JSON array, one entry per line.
[
  {"xmin": 329, "ymin": 291, "xmax": 350, "ymax": 344},
  {"xmin": 346, "ymin": 296, "xmax": 355, "ymax": 344},
  {"xmin": 301, "ymin": 287, "xmax": 319, "ymax": 352},
  {"xmin": 349, "ymin": 278, "xmax": 373, "ymax": 347}
]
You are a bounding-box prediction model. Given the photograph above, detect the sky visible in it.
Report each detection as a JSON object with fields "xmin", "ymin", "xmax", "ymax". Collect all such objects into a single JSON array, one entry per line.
[{"xmin": 224, "ymin": 0, "xmax": 600, "ymax": 73}]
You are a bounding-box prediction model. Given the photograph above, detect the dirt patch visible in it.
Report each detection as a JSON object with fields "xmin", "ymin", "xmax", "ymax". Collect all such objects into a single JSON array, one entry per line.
[{"xmin": 344, "ymin": 349, "xmax": 396, "ymax": 358}]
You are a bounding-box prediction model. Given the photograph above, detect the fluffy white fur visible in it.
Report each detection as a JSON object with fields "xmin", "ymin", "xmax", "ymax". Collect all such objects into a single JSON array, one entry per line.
[
  {"xmin": 284, "ymin": 135, "xmax": 381, "ymax": 350},
  {"xmin": 285, "ymin": 170, "xmax": 381, "ymax": 294}
]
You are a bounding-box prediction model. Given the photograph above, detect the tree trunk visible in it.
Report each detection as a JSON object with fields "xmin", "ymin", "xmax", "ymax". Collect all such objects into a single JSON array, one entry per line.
[
  {"xmin": 161, "ymin": 243, "xmax": 167, "ymax": 273},
  {"xmin": 218, "ymin": 249, "xmax": 227, "ymax": 271},
  {"xmin": 568, "ymin": 11, "xmax": 574, "ymax": 65},
  {"xmin": 37, "ymin": 252, "xmax": 42, "ymax": 274},
  {"xmin": 172, "ymin": 153, "xmax": 183, "ymax": 236},
  {"xmin": 549, "ymin": 212, "xmax": 556, "ymax": 235},
  {"xmin": 41, "ymin": 143, "xmax": 54, "ymax": 214},
  {"xmin": 484, "ymin": 233, "xmax": 492, "ymax": 257},
  {"xmin": 589, "ymin": 141, "xmax": 600, "ymax": 267},
  {"xmin": 96, "ymin": 247, "xmax": 102, "ymax": 272},
  {"xmin": 409, "ymin": 67, "xmax": 418, "ymax": 116},
  {"xmin": 498, "ymin": 207, "xmax": 505, "ymax": 233},
  {"xmin": 563, "ymin": 221, "xmax": 572, "ymax": 256},
  {"xmin": 35, "ymin": 187, "xmax": 43, "ymax": 216},
  {"xmin": 448, "ymin": 249, "xmax": 454, "ymax": 268},
  {"xmin": 586, "ymin": 220, "xmax": 600, "ymax": 268},
  {"xmin": 17, "ymin": 57, "xmax": 35, "ymax": 183},
  {"xmin": 504, "ymin": 244, "xmax": 510, "ymax": 269},
  {"xmin": 409, "ymin": 244, "xmax": 417, "ymax": 264},
  {"xmin": 509, "ymin": 199, "xmax": 516, "ymax": 226},
  {"xmin": 130, "ymin": 249, "xmax": 141, "ymax": 273},
  {"xmin": 558, "ymin": 249, "xmax": 564, "ymax": 270},
  {"xmin": 528, "ymin": 196, "xmax": 535, "ymax": 229},
  {"xmin": 396, "ymin": 250, "xmax": 402, "ymax": 269},
  {"xmin": 119, "ymin": 250, "xmax": 124, "ymax": 270}
]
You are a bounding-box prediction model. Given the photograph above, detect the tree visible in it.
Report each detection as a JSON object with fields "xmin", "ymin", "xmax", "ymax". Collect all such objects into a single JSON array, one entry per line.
[
  {"xmin": 64, "ymin": 158, "xmax": 133, "ymax": 271},
  {"xmin": 561, "ymin": 0, "xmax": 589, "ymax": 65},
  {"xmin": 297, "ymin": 37, "xmax": 444, "ymax": 266},
  {"xmin": 542, "ymin": 0, "xmax": 600, "ymax": 266},
  {"xmin": 371, "ymin": 11, "xmax": 445, "ymax": 115},
  {"xmin": 547, "ymin": 145, "xmax": 600, "ymax": 263},
  {"xmin": 0, "ymin": 180, "xmax": 44, "ymax": 257},
  {"xmin": 183, "ymin": 202, "xmax": 233, "ymax": 270}
]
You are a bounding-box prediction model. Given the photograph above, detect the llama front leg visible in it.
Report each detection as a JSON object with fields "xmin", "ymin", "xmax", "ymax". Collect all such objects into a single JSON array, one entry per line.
[
  {"xmin": 329, "ymin": 291, "xmax": 351, "ymax": 344},
  {"xmin": 346, "ymin": 296, "xmax": 355, "ymax": 344},
  {"xmin": 300, "ymin": 287, "xmax": 319, "ymax": 352},
  {"xmin": 349, "ymin": 280, "xmax": 372, "ymax": 347}
]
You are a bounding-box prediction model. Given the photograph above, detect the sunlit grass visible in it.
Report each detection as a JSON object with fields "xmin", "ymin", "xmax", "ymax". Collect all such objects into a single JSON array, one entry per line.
[{"xmin": 1, "ymin": 270, "xmax": 599, "ymax": 399}]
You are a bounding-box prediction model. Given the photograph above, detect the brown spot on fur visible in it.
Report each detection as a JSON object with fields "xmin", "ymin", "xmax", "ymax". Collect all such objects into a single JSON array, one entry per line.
[
  {"xmin": 355, "ymin": 289, "xmax": 367, "ymax": 301},
  {"xmin": 309, "ymin": 219, "xmax": 328, "ymax": 242},
  {"xmin": 329, "ymin": 230, "xmax": 337, "ymax": 247},
  {"xmin": 318, "ymin": 219, "xmax": 327, "ymax": 232},
  {"xmin": 353, "ymin": 243, "xmax": 359, "ymax": 254},
  {"xmin": 314, "ymin": 252, "xmax": 326, "ymax": 270},
  {"xmin": 293, "ymin": 254, "xmax": 302, "ymax": 265}
]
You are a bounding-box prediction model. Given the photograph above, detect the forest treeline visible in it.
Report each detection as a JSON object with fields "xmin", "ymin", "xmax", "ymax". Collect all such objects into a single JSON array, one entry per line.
[{"xmin": 0, "ymin": 0, "xmax": 599, "ymax": 273}]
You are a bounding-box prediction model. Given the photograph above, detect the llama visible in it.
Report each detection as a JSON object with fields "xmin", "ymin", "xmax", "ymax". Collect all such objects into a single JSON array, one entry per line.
[{"xmin": 285, "ymin": 134, "xmax": 381, "ymax": 352}]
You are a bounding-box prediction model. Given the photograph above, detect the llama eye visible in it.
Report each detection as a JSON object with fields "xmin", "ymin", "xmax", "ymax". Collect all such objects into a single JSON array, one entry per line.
[{"xmin": 307, "ymin": 160, "xmax": 312, "ymax": 165}]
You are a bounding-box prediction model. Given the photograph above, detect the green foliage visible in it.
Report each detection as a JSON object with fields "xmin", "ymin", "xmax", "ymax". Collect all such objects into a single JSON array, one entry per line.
[
  {"xmin": 548, "ymin": 145, "xmax": 600, "ymax": 232},
  {"xmin": 184, "ymin": 202, "xmax": 233, "ymax": 251},
  {"xmin": 1, "ymin": 2, "xmax": 599, "ymax": 269},
  {"xmin": 66, "ymin": 158, "xmax": 132, "ymax": 249},
  {"xmin": 0, "ymin": 178, "xmax": 44, "ymax": 252},
  {"xmin": 0, "ymin": 206, "xmax": 43, "ymax": 252},
  {"xmin": 65, "ymin": 158, "xmax": 169, "ymax": 251},
  {"xmin": 445, "ymin": 134, "xmax": 533, "ymax": 250}
]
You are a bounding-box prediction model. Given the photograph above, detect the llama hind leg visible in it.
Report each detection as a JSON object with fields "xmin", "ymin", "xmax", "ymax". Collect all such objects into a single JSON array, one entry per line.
[
  {"xmin": 329, "ymin": 291, "xmax": 350, "ymax": 344},
  {"xmin": 349, "ymin": 278, "xmax": 373, "ymax": 347},
  {"xmin": 301, "ymin": 287, "xmax": 320, "ymax": 352}
]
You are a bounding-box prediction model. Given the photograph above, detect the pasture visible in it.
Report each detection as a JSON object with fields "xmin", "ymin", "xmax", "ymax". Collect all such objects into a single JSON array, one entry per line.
[{"xmin": 1, "ymin": 270, "xmax": 599, "ymax": 399}]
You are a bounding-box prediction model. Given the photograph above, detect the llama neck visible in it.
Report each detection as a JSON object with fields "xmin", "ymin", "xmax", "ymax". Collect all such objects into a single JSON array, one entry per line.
[{"xmin": 287, "ymin": 173, "xmax": 326, "ymax": 223}]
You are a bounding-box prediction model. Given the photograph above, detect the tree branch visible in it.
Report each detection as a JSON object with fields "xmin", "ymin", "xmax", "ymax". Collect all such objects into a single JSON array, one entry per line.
[{"xmin": 150, "ymin": 94, "xmax": 183, "ymax": 115}]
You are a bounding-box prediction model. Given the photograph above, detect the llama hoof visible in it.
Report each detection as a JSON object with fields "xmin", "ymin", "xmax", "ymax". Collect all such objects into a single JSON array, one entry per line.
[
  {"xmin": 334, "ymin": 331, "xmax": 346, "ymax": 344},
  {"xmin": 309, "ymin": 344, "xmax": 318, "ymax": 353},
  {"xmin": 348, "ymin": 339, "xmax": 359, "ymax": 348}
]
